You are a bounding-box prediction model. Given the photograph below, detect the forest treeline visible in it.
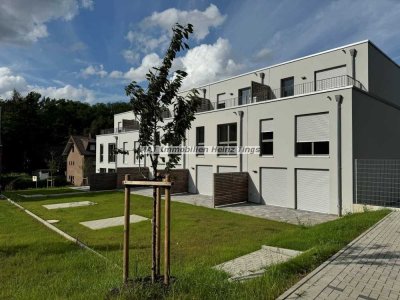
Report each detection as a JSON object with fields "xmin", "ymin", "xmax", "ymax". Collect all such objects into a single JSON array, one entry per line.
[{"xmin": 0, "ymin": 90, "xmax": 131, "ymax": 173}]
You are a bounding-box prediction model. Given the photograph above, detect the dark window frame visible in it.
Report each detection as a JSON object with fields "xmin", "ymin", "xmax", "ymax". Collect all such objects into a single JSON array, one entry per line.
[
  {"xmin": 281, "ymin": 76, "xmax": 294, "ymax": 97},
  {"xmin": 238, "ymin": 87, "xmax": 251, "ymax": 105},
  {"xmin": 259, "ymin": 119, "xmax": 274, "ymax": 156},
  {"xmin": 100, "ymin": 144, "xmax": 104, "ymax": 162},
  {"xmin": 196, "ymin": 126, "xmax": 205, "ymax": 156},
  {"xmin": 108, "ymin": 143, "xmax": 116, "ymax": 163},
  {"xmin": 217, "ymin": 123, "xmax": 237, "ymax": 156}
]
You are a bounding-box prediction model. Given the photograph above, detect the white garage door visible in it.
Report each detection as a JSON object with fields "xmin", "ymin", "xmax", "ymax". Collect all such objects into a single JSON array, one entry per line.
[
  {"xmin": 261, "ymin": 168, "xmax": 289, "ymax": 207},
  {"xmin": 297, "ymin": 169, "xmax": 330, "ymax": 213},
  {"xmin": 196, "ymin": 165, "xmax": 213, "ymax": 196},
  {"xmin": 218, "ymin": 166, "xmax": 237, "ymax": 173},
  {"xmin": 315, "ymin": 65, "xmax": 347, "ymax": 91}
]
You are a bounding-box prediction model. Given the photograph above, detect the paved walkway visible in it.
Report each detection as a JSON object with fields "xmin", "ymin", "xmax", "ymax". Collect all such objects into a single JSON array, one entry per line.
[
  {"xmin": 279, "ymin": 211, "xmax": 400, "ymax": 300},
  {"xmin": 131, "ymin": 188, "xmax": 336, "ymax": 225},
  {"xmin": 214, "ymin": 245, "xmax": 302, "ymax": 281}
]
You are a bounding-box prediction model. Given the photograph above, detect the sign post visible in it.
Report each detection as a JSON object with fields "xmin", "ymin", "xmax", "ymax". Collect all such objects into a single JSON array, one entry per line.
[{"xmin": 32, "ymin": 176, "xmax": 38, "ymax": 189}]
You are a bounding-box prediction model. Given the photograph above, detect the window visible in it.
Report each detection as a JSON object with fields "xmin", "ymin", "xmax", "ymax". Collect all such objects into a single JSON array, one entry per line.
[
  {"xmin": 100, "ymin": 144, "xmax": 104, "ymax": 162},
  {"xmin": 89, "ymin": 144, "xmax": 95, "ymax": 151},
  {"xmin": 99, "ymin": 168, "xmax": 106, "ymax": 173},
  {"xmin": 260, "ymin": 119, "xmax": 274, "ymax": 156},
  {"xmin": 281, "ymin": 77, "xmax": 294, "ymax": 97},
  {"xmin": 296, "ymin": 113, "xmax": 329, "ymax": 156},
  {"xmin": 122, "ymin": 142, "xmax": 128, "ymax": 164},
  {"xmin": 118, "ymin": 122, "xmax": 122, "ymax": 132},
  {"xmin": 108, "ymin": 143, "xmax": 116, "ymax": 162},
  {"xmin": 108, "ymin": 168, "xmax": 115, "ymax": 173},
  {"xmin": 238, "ymin": 87, "xmax": 251, "ymax": 105},
  {"xmin": 217, "ymin": 93, "xmax": 226, "ymax": 109},
  {"xmin": 217, "ymin": 123, "xmax": 237, "ymax": 156},
  {"xmin": 196, "ymin": 126, "xmax": 205, "ymax": 156}
]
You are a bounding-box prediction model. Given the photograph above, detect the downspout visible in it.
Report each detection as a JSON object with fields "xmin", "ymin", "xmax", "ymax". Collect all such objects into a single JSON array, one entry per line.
[
  {"xmin": 349, "ymin": 49, "xmax": 357, "ymax": 81},
  {"xmin": 114, "ymin": 136, "xmax": 118, "ymax": 171},
  {"xmin": 335, "ymin": 95, "xmax": 343, "ymax": 216},
  {"xmin": 238, "ymin": 111, "xmax": 244, "ymax": 172}
]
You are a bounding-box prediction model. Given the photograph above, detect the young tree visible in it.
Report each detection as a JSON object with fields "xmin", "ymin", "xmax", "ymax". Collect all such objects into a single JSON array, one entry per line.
[{"xmin": 125, "ymin": 23, "xmax": 200, "ymax": 282}]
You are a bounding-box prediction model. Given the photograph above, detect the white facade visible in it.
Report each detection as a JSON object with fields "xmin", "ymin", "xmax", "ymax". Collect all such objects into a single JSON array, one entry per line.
[{"xmin": 96, "ymin": 40, "xmax": 400, "ymax": 215}]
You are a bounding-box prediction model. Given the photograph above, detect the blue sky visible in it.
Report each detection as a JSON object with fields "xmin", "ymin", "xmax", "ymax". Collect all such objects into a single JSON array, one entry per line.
[{"xmin": 0, "ymin": 0, "xmax": 399, "ymax": 103}]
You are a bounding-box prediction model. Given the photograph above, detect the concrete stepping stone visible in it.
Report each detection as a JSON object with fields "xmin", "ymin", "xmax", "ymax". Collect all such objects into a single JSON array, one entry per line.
[
  {"xmin": 47, "ymin": 219, "xmax": 60, "ymax": 224},
  {"xmin": 43, "ymin": 201, "xmax": 96, "ymax": 210},
  {"xmin": 214, "ymin": 245, "xmax": 302, "ymax": 281},
  {"xmin": 79, "ymin": 214, "xmax": 148, "ymax": 230}
]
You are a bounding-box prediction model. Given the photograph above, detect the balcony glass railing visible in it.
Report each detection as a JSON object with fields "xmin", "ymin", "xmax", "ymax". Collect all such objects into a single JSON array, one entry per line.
[
  {"xmin": 100, "ymin": 125, "xmax": 139, "ymax": 135},
  {"xmin": 197, "ymin": 75, "xmax": 366, "ymax": 112}
]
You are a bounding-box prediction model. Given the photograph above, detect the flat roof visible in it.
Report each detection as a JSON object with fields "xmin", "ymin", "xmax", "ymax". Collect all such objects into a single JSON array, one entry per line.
[{"xmin": 180, "ymin": 40, "xmax": 371, "ymax": 93}]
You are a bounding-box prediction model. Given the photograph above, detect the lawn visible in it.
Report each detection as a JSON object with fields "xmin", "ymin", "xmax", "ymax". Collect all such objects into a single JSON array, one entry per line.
[{"xmin": 1, "ymin": 191, "xmax": 390, "ymax": 299}]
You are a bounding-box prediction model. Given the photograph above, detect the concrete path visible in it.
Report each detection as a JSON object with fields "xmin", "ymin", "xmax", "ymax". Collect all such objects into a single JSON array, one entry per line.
[
  {"xmin": 80, "ymin": 214, "xmax": 148, "ymax": 230},
  {"xmin": 43, "ymin": 201, "xmax": 96, "ymax": 210},
  {"xmin": 279, "ymin": 211, "xmax": 400, "ymax": 300},
  {"xmin": 131, "ymin": 188, "xmax": 336, "ymax": 225},
  {"xmin": 215, "ymin": 246, "xmax": 302, "ymax": 281}
]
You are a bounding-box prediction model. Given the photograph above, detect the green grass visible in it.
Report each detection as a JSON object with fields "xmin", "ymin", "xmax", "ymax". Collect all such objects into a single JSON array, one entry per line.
[
  {"xmin": 1, "ymin": 191, "xmax": 390, "ymax": 299},
  {"xmin": 13, "ymin": 187, "xmax": 78, "ymax": 196}
]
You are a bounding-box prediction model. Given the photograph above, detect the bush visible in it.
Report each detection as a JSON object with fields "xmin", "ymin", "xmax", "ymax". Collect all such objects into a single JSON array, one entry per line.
[{"xmin": 1, "ymin": 173, "xmax": 69, "ymax": 190}]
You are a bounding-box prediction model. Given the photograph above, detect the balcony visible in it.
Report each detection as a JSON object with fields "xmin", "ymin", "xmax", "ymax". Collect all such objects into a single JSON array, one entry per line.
[
  {"xmin": 100, "ymin": 124, "xmax": 139, "ymax": 135},
  {"xmin": 197, "ymin": 75, "xmax": 366, "ymax": 112}
]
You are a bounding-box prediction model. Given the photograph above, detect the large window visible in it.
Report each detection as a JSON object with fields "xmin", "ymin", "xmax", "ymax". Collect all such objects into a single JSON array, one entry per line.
[
  {"xmin": 108, "ymin": 143, "xmax": 116, "ymax": 162},
  {"xmin": 99, "ymin": 144, "xmax": 104, "ymax": 162},
  {"xmin": 196, "ymin": 126, "xmax": 205, "ymax": 156},
  {"xmin": 296, "ymin": 113, "xmax": 329, "ymax": 156},
  {"xmin": 238, "ymin": 87, "xmax": 251, "ymax": 105},
  {"xmin": 122, "ymin": 142, "xmax": 128, "ymax": 164},
  {"xmin": 260, "ymin": 119, "xmax": 274, "ymax": 156},
  {"xmin": 281, "ymin": 77, "xmax": 294, "ymax": 97},
  {"xmin": 217, "ymin": 123, "xmax": 237, "ymax": 156}
]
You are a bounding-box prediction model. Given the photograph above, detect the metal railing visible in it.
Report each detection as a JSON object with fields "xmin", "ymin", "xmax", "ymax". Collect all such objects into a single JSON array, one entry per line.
[
  {"xmin": 100, "ymin": 125, "xmax": 139, "ymax": 135},
  {"xmin": 197, "ymin": 75, "xmax": 366, "ymax": 112}
]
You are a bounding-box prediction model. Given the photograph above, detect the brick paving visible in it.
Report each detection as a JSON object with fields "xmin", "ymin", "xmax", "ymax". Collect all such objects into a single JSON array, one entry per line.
[
  {"xmin": 131, "ymin": 188, "xmax": 336, "ymax": 225},
  {"xmin": 279, "ymin": 212, "xmax": 400, "ymax": 300}
]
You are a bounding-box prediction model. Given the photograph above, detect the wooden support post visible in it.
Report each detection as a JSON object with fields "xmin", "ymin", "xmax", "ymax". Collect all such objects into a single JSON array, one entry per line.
[
  {"xmin": 123, "ymin": 174, "xmax": 131, "ymax": 284},
  {"xmin": 164, "ymin": 174, "xmax": 171, "ymax": 285},
  {"xmin": 155, "ymin": 185, "xmax": 161, "ymax": 277}
]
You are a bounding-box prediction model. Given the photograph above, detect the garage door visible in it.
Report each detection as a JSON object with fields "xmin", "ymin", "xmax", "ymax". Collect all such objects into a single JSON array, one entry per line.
[
  {"xmin": 297, "ymin": 169, "xmax": 330, "ymax": 213},
  {"xmin": 261, "ymin": 168, "xmax": 289, "ymax": 207},
  {"xmin": 218, "ymin": 166, "xmax": 237, "ymax": 173},
  {"xmin": 196, "ymin": 165, "xmax": 213, "ymax": 196},
  {"xmin": 315, "ymin": 65, "xmax": 347, "ymax": 91}
]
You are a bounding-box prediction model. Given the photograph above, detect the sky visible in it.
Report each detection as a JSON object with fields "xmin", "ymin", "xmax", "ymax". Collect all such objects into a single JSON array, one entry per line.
[{"xmin": 0, "ymin": 0, "xmax": 400, "ymax": 103}]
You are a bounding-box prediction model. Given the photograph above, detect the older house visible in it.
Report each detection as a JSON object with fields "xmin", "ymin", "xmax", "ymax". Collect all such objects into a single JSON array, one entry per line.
[{"xmin": 63, "ymin": 135, "xmax": 96, "ymax": 186}]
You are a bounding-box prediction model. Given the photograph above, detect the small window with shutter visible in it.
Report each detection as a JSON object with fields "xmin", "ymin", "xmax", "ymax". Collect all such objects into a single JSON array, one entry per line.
[{"xmin": 296, "ymin": 113, "xmax": 329, "ymax": 156}]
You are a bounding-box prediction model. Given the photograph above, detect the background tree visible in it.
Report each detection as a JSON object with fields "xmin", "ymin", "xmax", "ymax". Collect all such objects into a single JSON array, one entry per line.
[{"xmin": 125, "ymin": 23, "xmax": 200, "ymax": 282}]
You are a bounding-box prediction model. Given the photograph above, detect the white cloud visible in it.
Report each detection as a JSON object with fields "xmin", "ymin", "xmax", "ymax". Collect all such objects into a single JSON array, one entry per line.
[
  {"xmin": 0, "ymin": 0, "xmax": 92, "ymax": 44},
  {"xmin": 33, "ymin": 84, "xmax": 95, "ymax": 102},
  {"xmin": 176, "ymin": 38, "xmax": 242, "ymax": 89},
  {"xmin": 253, "ymin": 48, "xmax": 273, "ymax": 62},
  {"xmin": 122, "ymin": 49, "xmax": 140, "ymax": 64},
  {"xmin": 70, "ymin": 41, "xmax": 88, "ymax": 52},
  {"xmin": 81, "ymin": 0, "xmax": 94, "ymax": 10},
  {"xmin": 110, "ymin": 53, "xmax": 162, "ymax": 82},
  {"xmin": 142, "ymin": 4, "xmax": 226, "ymax": 41},
  {"xmin": 80, "ymin": 64, "xmax": 107, "ymax": 78},
  {"xmin": 0, "ymin": 67, "xmax": 95, "ymax": 102},
  {"xmin": 0, "ymin": 67, "xmax": 28, "ymax": 97}
]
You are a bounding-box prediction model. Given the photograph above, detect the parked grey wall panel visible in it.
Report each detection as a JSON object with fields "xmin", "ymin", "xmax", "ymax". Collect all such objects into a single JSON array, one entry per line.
[
  {"xmin": 261, "ymin": 168, "xmax": 290, "ymax": 208},
  {"xmin": 296, "ymin": 113, "xmax": 329, "ymax": 142},
  {"xmin": 196, "ymin": 165, "xmax": 213, "ymax": 196},
  {"xmin": 297, "ymin": 169, "xmax": 330, "ymax": 214}
]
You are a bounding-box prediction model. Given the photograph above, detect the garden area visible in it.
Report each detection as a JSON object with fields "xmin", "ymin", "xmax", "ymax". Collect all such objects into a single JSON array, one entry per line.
[{"xmin": 0, "ymin": 190, "xmax": 390, "ymax": 299}]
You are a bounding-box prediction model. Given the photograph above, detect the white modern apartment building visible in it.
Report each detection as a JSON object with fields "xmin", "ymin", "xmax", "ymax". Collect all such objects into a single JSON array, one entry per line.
[{"xmin": 96, "ymin": 40, "xmax": 400, "ymax": 215}]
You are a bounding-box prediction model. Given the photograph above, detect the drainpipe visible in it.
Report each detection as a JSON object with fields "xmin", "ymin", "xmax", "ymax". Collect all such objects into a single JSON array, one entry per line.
[
  {"xmin": 335, "ymin": 95, "xmax": 343, "ymax": 216},
  {"xmin": 349, "ymin": 49, "xmax": 357, "ymax": 82},
  {"xmin": 114, "ymin": 136, "xmax": 118, "ymax": 171},
  {"xmin": 238, "ymin": 111, "xmax": 244, "ymax": 172},
  {"xmin": 260, "ymin": 72, "xmax": 265, "ymax": 85}
]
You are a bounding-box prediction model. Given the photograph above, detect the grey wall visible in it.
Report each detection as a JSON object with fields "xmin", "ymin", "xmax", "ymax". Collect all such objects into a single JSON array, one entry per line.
[
  {"xmin": 352, "ymin": 89, "xmax": 400, "ymax": 159},
  {"xmin": 368, "ymin": 42, "xmax": 400, "ymax": 106}
]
